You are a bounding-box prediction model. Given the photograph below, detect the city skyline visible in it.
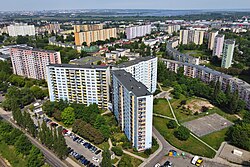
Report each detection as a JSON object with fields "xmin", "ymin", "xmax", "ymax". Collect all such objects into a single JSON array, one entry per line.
[{"xmin": 1, "ymin": 0, "xmax": 250, "ymax": 11}]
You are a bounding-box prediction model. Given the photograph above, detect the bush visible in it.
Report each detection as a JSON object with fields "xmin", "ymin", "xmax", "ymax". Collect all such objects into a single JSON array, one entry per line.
[
  {"xmin": 111, "ymin": 146, "xmax": 123, "ymax": 156},
  {"xmin": 167, "ymin": 120, "xmax": 178, "ymax": 129},
  {"xmin": 144, "ymin": 148, "xmax": 152, "ymax": 156},
  {"xmin": 174, "ymin": 126, "xmax": 190, "ymax": 141}
]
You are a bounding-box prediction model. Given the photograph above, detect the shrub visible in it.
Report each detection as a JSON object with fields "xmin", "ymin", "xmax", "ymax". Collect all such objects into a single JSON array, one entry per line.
[
  {"xmin": 174, "ymin": 126, "xmax": 190, "ymax": 141},
  {"xmin": 144, "ymin": 148, "xmax": 152, "ymax": 156},
  {"xmin": 111, "ymin": 146, "xmax": 123, "ymax": 156},
  {"xmin": 167, "ymin": 120, "xmax": 178, "ymax": 129}
]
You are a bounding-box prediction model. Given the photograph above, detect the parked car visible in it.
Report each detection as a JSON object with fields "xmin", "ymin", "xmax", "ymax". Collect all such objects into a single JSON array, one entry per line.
[
  {"xmin": 191, "ymin": 156, "xmax": 203, "ymax": 166},
  {"xmin": 163, "ymin": 161, "xmax": 172, "ymax": 167},
  {"xmin": 154, "ymin": 163, "xmax": 161, "ymax": 167},
  {"xmin": 92, "ymin": 157, "xmax": 99, "ymax": 163},
  {"xmin": 95, "ymin": 150, "xmax": 101, "ymax": 155}
]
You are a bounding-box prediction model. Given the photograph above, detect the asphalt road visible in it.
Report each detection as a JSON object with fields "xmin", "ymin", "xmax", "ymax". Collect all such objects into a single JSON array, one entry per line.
[{"xmin": 0, "ymin": 108, "xmax": 68, "ymax": 167}]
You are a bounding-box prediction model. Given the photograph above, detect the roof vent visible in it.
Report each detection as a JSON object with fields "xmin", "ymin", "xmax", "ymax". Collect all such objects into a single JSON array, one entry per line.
[{"xmin": 131, "ymin": 86, "xmax": 133, "ymax": 89}]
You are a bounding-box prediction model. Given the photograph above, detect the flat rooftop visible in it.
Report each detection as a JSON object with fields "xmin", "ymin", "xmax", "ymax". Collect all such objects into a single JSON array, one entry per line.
[
  {"xmin": 47, "ymin": 63, "xmax": 108, "ymax": 69},
  {"xmin": 116, "ymin": 56, "xmax": 156, "ymax": 68},
  {"xmin": 113, "ymin": 70, "xmax": 151, "ymax": 97},
  {"xmin": 69, "ymin": 56, "xmax": 104, "ymax": 65},
  {"xmin": 11, "ymin": 46, "xmax": 59, "ymax": 53}
]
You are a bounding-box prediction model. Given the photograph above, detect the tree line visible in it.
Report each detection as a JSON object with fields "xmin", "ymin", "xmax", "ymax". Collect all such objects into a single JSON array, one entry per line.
[
  {"xmin": 42, "ymin": 100, "xmax": 116, "ymax": 144},
  {"xmin": 0, "ymin": 120, "xmax": 45, "ymax": 167},
  {"xmin": 158, "ymin": 61, "xmax": 246, "ymax": 114}
]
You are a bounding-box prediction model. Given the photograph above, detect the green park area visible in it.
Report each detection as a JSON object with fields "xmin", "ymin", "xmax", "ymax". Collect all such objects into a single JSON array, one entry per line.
[
  {"xmin": 153, "ymin": 95, "xmax": 239, "ymax": 158},
  {"xmin": 181, "ymin": 50, "xmax": 209, "ymax": 58},
  {"xmin": 153, "ymin": 116, "xmax": 216, "ymax": 158}
]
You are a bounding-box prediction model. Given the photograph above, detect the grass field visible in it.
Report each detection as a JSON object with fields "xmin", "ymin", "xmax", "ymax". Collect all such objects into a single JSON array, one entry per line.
[
  {"xmin": 181, "ymin": 50, "xmax": 209, "ymax": 58},
  {"xmin": 153, "ymin": 98, "xmax": 173, "ymax": 118},
  {"xmin": 201, "ymin": 128, "xmax": 229, "ymax": 150},
  {"xmin": 0, "ymin": 141, "xmax": 27, "ymax": 167},
  {"xmin": 153, "ymin": 116, "xmax": 216, "ymax": 158},
  {"xmin": 118, "ymin": 154, "xmax": 142, "ymax": 167}
]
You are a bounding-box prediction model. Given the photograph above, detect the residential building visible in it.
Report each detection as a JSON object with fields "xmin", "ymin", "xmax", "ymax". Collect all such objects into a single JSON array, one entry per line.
[
  {"xmin": 208, "ymin": 31, "xmax": 219, "ymax": 50},
  {"xmin": 74, "ymin": 28, "xmax": 117, "ymax": 46},
  {"xmin": 73, "ymin": 24, "xmax": 103, "ymax": 32},
  {"xmin": 213, "ymin": 34, "xmax": 225, "ymax": 58},
  {"xmin": 166, "ymin": 41, "xmax": 200, "ymax": 65},
  {"xmin": 167, "ymin": 24, "xmax": 181, "ymax": 35},
  {"xmin": 7, "ymin": 23, "xmax": 35, "ymax": 37},
  {"xmin": 161, "ymin": 58, "xmax": 250, "ymax": 110},
  {"xmin": 10, "ymin": 47, "xmax": 61, "ymax": 80},
  {"xmin": 179, "ymin": 30, "xmax": 189, "ymax": 45},
  {"xmin": 47, "ymin": 64, "xmax": 110, "ymax": 110},
  {"xmin": 180, "ymin": 30, "xmax": 204, "ymax": 45},
  {"xmin": 125, "ymin": 25, "xmax": 151, "ymax": 40},
  {"xmin": 112, "ymin": 70, "xmax": 153, "ymax": 151},
  {"xmin": 221, "ymin": 40, "xmax": 235, "ymax": 69},
  {"xmin": 114, "ymin": 56, "xmax": 158, "ymax": 93}
]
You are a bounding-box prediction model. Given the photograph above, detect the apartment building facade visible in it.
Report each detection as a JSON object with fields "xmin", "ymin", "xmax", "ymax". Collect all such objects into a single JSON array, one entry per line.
[
  {"xmin": 73, "ymin": 24, "xmax": 103, "ymax": 32},
  {"xmin": 221, "ymin": 39, "xmax": 235, "ymax": 69},
  {"xmin": 161, "ymin": 58, "xmax": 250, "ymax": 110},
  {"xmin": 7, "ymin": 23, "xmax": 35, "ymax": 37},
  {"xmin": 47, "ymin": 64, "xmax": 110, "ymax": 110},
  {"xmin": 10, "ymin": 47, "xmax": 61, "ymax": 80},
  {"xmin": 112, "ymin": 70, "xmax": 153, "ymax": 151},
  {"xmin": 180, "ymin": 30, "xmax": 204, "ymax": 45},
  {"xmin": 166, "ymin": 41, "xmax": 200, "ymax": 65},
  {"xmin": 114, "ymin": 56, "xmax": 158, "ymax": 93},
  {"xmin": 75, "ymin": 28, "xmax": 117, "ymax": 46},
  {"xmin": 213, "ymin": 34, "xmax": 225, "ymax": 58},
  {"xmin": 125, "ymin": 25, "xmax": 151, "ymax": 40},
  {"xmin": 208, "ymin": 31, "xmax": 219, "ymax": 50}
]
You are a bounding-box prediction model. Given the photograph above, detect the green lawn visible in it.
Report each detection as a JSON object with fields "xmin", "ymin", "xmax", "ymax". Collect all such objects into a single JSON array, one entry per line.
[
  {"xmin": 0, "ymin": 142, "xmax": 27, "ymax": 167},
  {"xmin": 112, "ymin": 157, "xmax": 119, "ymax": 164},
  {"xmin": 153, "ymin": 116, "xmax": 216, "ymax": 158},
  {"xmin": 98, "ymin": 141, "xmax": 110, "ymax": 150},
  {"xmin": 169, "ymin": 96, "xmax": 238, "ymax": 123},
  {"xmin": 201, "ymin": 128, "xmax": 229, "ymax": 150},
  {"xmin": 153, "ymin": 98, "xmax": 173, "ymax": 118},
  {"xmin": 118, "ymin": 154, "xmax": 142, "ymax": 167},
  {"xmin": 181, "ymin": 50, "xmax": 208, "ymax": 58}
]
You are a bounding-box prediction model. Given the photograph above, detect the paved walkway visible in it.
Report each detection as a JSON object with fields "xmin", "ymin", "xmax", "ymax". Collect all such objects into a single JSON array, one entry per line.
[{"xmin": 153, "ymin": 113, "xmax": 175, "ymax": 120}]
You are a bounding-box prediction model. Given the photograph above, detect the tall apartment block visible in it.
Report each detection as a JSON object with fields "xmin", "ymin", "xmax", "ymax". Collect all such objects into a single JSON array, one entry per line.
[
  {"xmin": 47, "ymin": 64, "xmax": 110, "ymax": 110},
  {"xmin": 114, "ymin": 56, "xmax": 158, "ymax": 93},
  {"xmin": 112, "ymin": 70, "xmax": 153, "ymax": 151},
  {"xmin": 167, "ymin": 24, "xmax": 181, "ymax": 35},
  {"xmin": 221, "ymin": 40, "xmax": 235, "ymax": 69},
  {"xmin": 213, "ymin": 34, "xmax": 225, "ymax": 58},
  {"xmin": 208, "ymin": 31, "xmax": 219, "ymax": 50},
  {"xmin": 7, "ymin": 23, "xmax": 35, "ymax": 37},
  {"xmin": 74, "ymin": 27, "xmax": 117, "ymax": 46},
  {"xmin": 162, "ymin": 58, "xmax": 250, "ymax": 109},
  {"xmin": 125, "ymin": 25, "xmax": 151, "ymax": 40},
  {"xmin": 180, "ymin": 30, "xmax": 204, "ymax": 45},
  {"xmin": 10, "ymin": 47, "xmax": 61, "ymax": 80},
  {"xmin": 73, "ymin": 24, "xmax": 104, "ymax": 32}
]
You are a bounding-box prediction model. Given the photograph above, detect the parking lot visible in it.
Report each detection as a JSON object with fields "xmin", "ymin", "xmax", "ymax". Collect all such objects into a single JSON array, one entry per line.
[
  {"xmin": 182, "ymin": 113, "xmax": 233, "ymax": 137},
  {"xmin": 32, "ymin": 115, "xmax": 102, "ymax": 167}
]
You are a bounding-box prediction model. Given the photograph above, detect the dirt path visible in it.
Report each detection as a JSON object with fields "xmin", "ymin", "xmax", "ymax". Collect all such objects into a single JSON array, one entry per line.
[{"xmin": 0, "ymin": 156, "xmax": 10, "ymax": 167}]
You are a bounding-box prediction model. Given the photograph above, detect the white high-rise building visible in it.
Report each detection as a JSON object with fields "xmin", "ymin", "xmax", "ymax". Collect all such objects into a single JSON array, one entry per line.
[
  {"xmin": 125, "ymin": 25, "xmax": 151, "ymax": 40},
  {"xmin": 112, "ymin": 70, "xmax": 153, "ymax": 151},
  {"xmin": 213, "ymin": 34, "xmax": 225, "ymax": 58},
  {"xmin": 7, "ymin": 23, "xmax": 35, "ymax": 37},
  {"xmin": 47, "ymin": 64, "xmax": 110, "ymax": 110},
  {"xmin": 180, "ymin": 30, "xmax": 204, "ymax": 45},
  {"xmin": 180, "ymin": 30, "xmax": 189, "ymax": 45},
  {"xmin": 208, "ymin": 31, "xmax": 219, "ymax": 50},
  {"xmin": 114, "ymin": 56, "xmax": 158, "ymax": 93}
]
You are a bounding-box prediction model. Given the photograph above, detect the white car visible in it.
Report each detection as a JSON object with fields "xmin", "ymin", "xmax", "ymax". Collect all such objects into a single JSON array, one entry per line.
[
  {"xmin": 154, "ymin": 163, "xmax": 161, "ymax": 167},
  {"xmin": 92, "ymin": 157, "xmax": 99, "ymax": 163}
]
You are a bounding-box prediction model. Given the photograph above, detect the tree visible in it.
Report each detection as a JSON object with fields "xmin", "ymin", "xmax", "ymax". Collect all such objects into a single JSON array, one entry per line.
[
  {"xmin": 61, "ymin": 107, "xmax": 75, "ymax": 126},
  {"xmin": 174, "ymin": 126, "xmax": 190, "ymax": 141},
  {"xmin": 27, "ymin": 146, "xmax": 45, "ymax": 167},
  {"xmin": 14, "ymin": 134, "xmax": 32, "ymax": 155},
  {"xmin": 111, "ymin": 146, "xmax": 123, "ymax": 156},
  {"xmin": 101, "ymin": 149, "xmax": 112, "ymax": 167},
  {"xmin": 30, "ymin": 86, "xmax": 45, "ymax": 99},
  {"xmin": 227, "ymin": 123, "xmax": 250, "ymax": 151},
  {"xmin": 167, "ymin": 120, "xmax": 178, "ymax": 129},
  {"xmin": 118, "ymin": 155, "xmax": 132, "ymax": 167},
  {"xmin": 144, "ymin": 148, "xmax": 152, "ymax": 156}
]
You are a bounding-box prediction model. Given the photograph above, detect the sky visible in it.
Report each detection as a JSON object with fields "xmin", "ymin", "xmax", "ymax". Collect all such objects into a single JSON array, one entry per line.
[{"xmin": 1, "ymin": 0, "xmax": 250, "ymax": 11}]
